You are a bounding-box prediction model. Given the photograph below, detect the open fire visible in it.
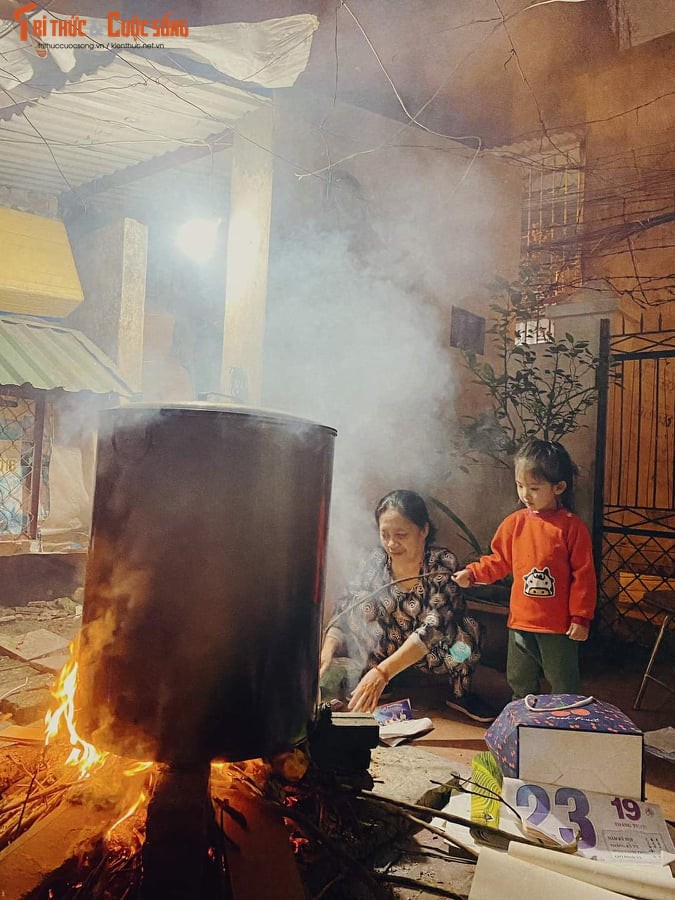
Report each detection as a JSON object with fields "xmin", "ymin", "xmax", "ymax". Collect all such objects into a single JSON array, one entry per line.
[
  {"xmin": 43, "ymin": 639, "xmax": 154, "ymax": 842},
  {"xmin": 0, "ymin": 406, "xmax": 537, "ymax": 897},
  {"xmin": 0, "ymin": 639, "xmax": 474, "ymax": 900},
  {"xmin": 44, "ymin": 640, "xmax": 108, "ymax": 779}
]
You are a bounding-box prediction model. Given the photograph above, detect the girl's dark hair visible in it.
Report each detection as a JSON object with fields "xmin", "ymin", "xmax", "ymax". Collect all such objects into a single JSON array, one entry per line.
[
  {"xmin": 374, "ymin": 490, "xmax": 437, "ymax": 546},
  {"xmin": 513, "ymin": 439, "xmax": 578, "ymax": 511}
]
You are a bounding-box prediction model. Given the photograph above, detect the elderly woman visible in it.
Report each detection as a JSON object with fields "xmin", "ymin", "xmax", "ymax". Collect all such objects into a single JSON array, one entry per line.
[{"xmin": 320, "ymin": 490, "xmax": 495, "ymax": 722}]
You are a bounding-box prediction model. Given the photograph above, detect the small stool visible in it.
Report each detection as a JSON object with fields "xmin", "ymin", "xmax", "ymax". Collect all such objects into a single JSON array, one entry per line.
[{"xmin": 633, "ymin": 590, "xmax": 675, "ymax": 710}]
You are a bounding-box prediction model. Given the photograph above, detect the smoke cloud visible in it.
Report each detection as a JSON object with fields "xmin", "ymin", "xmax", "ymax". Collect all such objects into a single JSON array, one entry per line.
[{"xmin": 263, "ymin": 221, "xmax": 456, "ymax": 600}]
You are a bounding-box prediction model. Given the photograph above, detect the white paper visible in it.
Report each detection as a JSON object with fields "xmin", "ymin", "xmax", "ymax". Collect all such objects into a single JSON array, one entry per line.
[
  {"xmin": 502, "ymin": 778, "xmax": 675, "ymax": 865},
  {"xmin": 469, "ymin": 847, "xmax": 627, "ymax": 899},
  {"xmin": 379, "ymin": 717, "xmax": 434, "ymax": 747},
  {"xmin": 508, "ymin": 843, "xmax": 675, "ymax": 900}
]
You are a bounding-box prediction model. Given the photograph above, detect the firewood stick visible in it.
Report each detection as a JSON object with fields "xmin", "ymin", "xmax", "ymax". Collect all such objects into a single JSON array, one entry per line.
[
  {"xmin": 0, "ymin": 782, "xmax": 70, "ymax": 816},
  {"xmin": 354, "ymin": 796, "xmax": 478, "ymax": 858},
  {"xmin": 271, "ymin": 802, "xmax": 390, "ymax": 899},
  {"xmin": 0, "ymin": 799, "xmax": 64, "ymax": 850},
  {"xmin": 356, "ymin": 789, "xmax": 577, "ymax": 853}
]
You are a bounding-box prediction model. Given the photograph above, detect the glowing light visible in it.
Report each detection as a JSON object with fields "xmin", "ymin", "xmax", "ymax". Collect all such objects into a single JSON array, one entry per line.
[
  {"xmin": 176, "ymin": 217, "xmax": 221, "ymax": 263},
  {"xmin": 288, "ymin": 830, "xmax": 310, "ymax": 855},
  {"xmin": 44, "ymin": 642, "xmax": 108, "ymax": 780}
]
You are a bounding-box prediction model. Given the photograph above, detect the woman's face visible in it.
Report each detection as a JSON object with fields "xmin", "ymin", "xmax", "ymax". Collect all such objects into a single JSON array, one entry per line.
[{"xmin": 378, "ymin": 509, "xmax": 428, "ymax": 563}]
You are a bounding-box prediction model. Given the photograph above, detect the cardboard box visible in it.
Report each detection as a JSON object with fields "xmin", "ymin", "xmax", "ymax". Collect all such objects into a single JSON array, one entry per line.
[
  {"xmin": 485, "ymin": 694, "xmax": 644, "ymax": 799},
  {"xmin": 0, "ymin": 206, "xmax": 83, "ymax": 317}
]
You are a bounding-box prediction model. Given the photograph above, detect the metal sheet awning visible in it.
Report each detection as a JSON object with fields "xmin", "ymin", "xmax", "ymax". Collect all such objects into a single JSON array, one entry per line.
[
  {"xmin": 0, "ymin": 15, "xmax": 318, "ymax": 201},
  {"xmin": 0, "ymin": 314, "xmax": 136, "ymax": 397}
]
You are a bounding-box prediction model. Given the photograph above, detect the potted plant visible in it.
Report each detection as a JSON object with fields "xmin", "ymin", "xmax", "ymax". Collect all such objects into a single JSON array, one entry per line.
[{"xmin": 432, "ymin": 268, "xmax": 605, "ymax": 607}]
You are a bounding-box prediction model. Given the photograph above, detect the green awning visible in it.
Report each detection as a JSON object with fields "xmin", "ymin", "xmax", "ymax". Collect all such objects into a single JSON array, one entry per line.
[{"xmin": 0, "ymin": 314, "xmax": 136, "ymax": 397}]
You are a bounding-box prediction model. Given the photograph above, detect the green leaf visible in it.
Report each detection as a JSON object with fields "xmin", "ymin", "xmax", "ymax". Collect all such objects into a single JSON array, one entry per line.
[
  {"xmin": 428, "ymin": 497, "xmax": 484, "ymax": 557},
  {"xmin": 454, "ymin": 266, "xmax": 601, "ymax": 469}
]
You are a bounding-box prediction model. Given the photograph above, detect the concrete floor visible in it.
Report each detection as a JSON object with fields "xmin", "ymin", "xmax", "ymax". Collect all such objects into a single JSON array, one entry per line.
[
  {"xmin": 0, "ymin": 608, "xmax": 673, "ymax": 900},
  {"xmin": 1, "ymin": 606, "xmax": 673, "ymax": 821}
]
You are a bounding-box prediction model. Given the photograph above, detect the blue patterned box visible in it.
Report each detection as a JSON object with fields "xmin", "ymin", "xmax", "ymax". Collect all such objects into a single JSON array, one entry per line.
[{"xmin": 485, "ymin": 694, "xmax": 644, "ymax": 799}]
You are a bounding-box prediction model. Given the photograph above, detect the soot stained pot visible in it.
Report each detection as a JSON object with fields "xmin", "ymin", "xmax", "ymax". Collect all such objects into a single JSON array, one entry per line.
[{"xmin": 76, "ymin": 404, "xmax": 335, "ymax": 765}]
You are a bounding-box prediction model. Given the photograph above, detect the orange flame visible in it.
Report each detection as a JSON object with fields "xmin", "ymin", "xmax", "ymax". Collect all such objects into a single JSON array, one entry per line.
[
  {"xmin": 44, "ymin": 642, "xmax": 108, "ymax": 779},
  {"xmin": 43, "ymin": 642, "xmax": 157, "ymax": 843},
  {"xmin": 107, "ymin": 788, "xmax": 148, "ymax": 837},
  {"xmin": 123, "ymin": 761, "xmax": 154, "ymax": 777}
]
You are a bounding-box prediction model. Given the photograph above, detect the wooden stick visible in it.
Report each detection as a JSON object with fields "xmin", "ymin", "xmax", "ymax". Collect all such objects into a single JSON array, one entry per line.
[
  {"xmin": 355, "ymin": 796, "xmax": 478, "ymax": 858},
  {"xmin": 358, "ymin": 789, "xmax": 577, "ymax": 853}
]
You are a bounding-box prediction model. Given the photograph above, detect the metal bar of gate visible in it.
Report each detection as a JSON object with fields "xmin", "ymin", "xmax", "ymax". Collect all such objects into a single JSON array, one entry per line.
[
  {"xmin": 28, "ymin": 397, "xmax": 45, "ymax": 542},
  {"xmin": 592, "ymin": 318, "xmax": 611, "ymax": 575},
  {"xmin": 594, "ymin": 324, "xmax": 675, "ymax": 642}
]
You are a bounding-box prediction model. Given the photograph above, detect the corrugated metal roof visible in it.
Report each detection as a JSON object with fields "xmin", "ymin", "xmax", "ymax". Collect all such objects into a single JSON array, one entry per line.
[
  {"xmin": 0, "ymin": 58, "xmax": 268, "ymax": 196},
  {"xmin": 0, "ymin": 314, "xmax": 136, "ymax": 396}
]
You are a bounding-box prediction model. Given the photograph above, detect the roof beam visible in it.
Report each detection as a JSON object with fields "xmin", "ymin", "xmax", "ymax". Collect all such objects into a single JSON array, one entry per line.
[{"xmin": 58, "ymin": 128, "xmax": 233, "ymax": 218}]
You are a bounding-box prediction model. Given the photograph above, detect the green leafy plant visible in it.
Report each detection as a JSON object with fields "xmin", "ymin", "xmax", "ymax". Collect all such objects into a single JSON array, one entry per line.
[
  {"xmin": 461, "ymin": 269, "xmax": 603, "ymax": 467},
  {"xmin": 428, "ymin": 496, "xmax": 483, "ymax": 557},
  {"xmin": 431, "ymin": 268, "xmax": 605, "ymax": 573}
]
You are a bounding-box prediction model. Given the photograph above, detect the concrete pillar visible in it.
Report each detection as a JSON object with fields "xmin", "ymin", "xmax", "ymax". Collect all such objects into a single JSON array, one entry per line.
[
  {"xmin": 67, "ymin": 217, "xmax": 147, "ymax": 390},
  {"xmin": 221, "ymin": 105, "xmax": 274, "ymax": 405},
  {"xmin": 545, "ymin": 284, "xmax": 637, "ymax": 527}
]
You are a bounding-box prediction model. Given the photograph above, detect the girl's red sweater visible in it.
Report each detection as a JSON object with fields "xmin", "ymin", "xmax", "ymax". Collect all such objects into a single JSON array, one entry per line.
[{"xmin": 466, "ymin": 507, "xmax": 597, "ymax": 634}]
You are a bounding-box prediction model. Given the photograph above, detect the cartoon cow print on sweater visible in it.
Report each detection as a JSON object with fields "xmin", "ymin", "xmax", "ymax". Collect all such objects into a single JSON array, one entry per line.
[{"xmin": 523, "ymin": 566, "xmax": 556, "ymax": 597}]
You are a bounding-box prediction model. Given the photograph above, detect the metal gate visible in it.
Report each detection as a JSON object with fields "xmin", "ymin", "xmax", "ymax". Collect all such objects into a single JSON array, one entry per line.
[
  {"xmin": 0, "ymin": 393, "xmax": 49, "ymax": 542},
  {"xmin": 593, "ymin": 321, "xmax": 675, "ymax": 645}
]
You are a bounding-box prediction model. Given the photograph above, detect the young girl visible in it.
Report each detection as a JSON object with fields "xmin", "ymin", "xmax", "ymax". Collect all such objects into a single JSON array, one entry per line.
[{"xmin": 453, "ymin": 439, "xmax": 597, "ymax": 699}]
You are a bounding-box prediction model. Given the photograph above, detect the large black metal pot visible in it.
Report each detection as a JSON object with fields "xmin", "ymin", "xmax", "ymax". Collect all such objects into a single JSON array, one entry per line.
[{"xmin": 75, "ymin": 404, "xmax": 335, "ymax": 765}]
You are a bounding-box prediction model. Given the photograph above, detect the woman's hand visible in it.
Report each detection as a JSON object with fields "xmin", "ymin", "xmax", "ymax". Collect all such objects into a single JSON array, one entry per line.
[
  {"xmin": 452, "ymin": 569, "xmax": 472, "ymax": 588},
  {"xmin": 348, "ymin": 666, "xmax": 388, "ymax": 713},
  {"xmin": 348, "ymin": 634, "xmax": 426, "ymax": 712}
]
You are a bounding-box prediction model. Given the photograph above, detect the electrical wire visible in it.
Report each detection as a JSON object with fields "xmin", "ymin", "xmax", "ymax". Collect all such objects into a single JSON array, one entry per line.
[
  {"xmin": 494, "ymin": 0, "xmax": 577, "ymax": 165},
  {"xmin": 0, "ymin": 82, "xmax": 84, "ymax": 202},
  {"xmin": 322, "ymin": 569, "xmax": 446, "ymax": 634},
  {"xmin": 0, "ymin": 0, "xmax": 672, "ymax": 304},
  {"xmin": 340, "ymin": 1, "xmax": 481, "ymax": 147},
  {"xmin": 0, "ymin": 0, "xmax": 667, "ymax": 204},
  {"xmin": 0, "ymin": 6, "xmax": 347, "ymax": 208},
  {"xmin": 296, "ymin": 0, "xmax": 618, "ymax": 185},
  {"xmin": 521, "ymin": 0, "xmax": 589, "ymax": 8},
  {"xmin": 0, "ymin": 0, "xmax": 56, "ymax": 41},
  {"xmin": 298, "ymin": 1, "xmax": 484, "ymax": 182}
]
